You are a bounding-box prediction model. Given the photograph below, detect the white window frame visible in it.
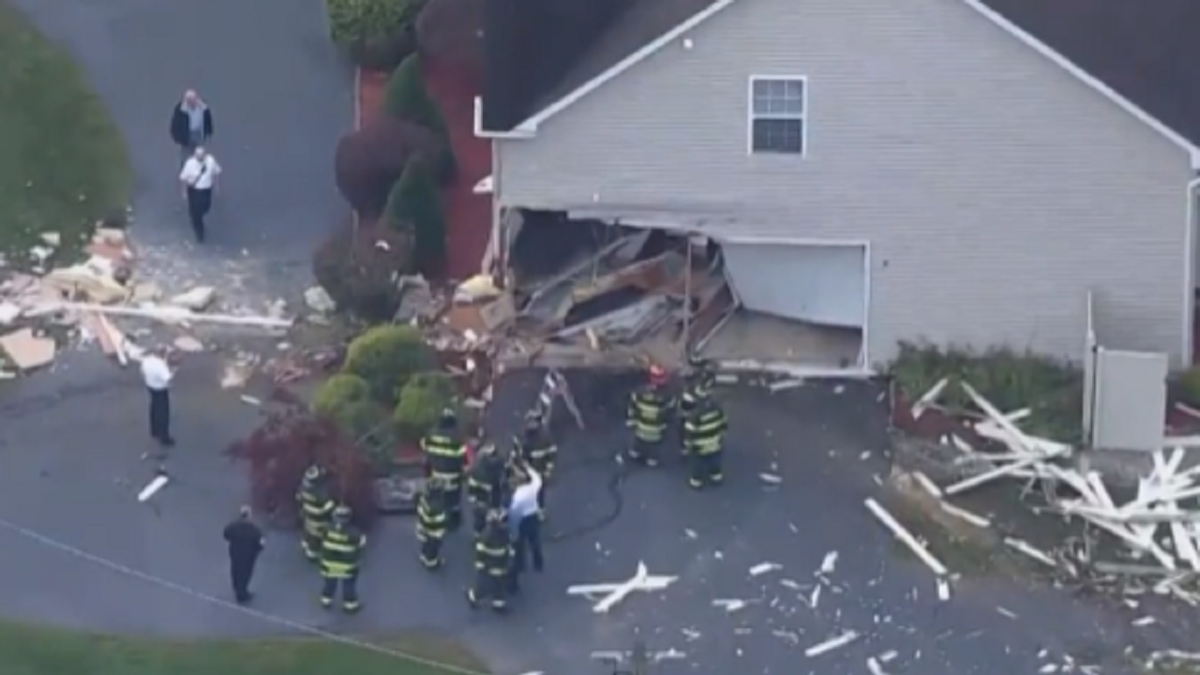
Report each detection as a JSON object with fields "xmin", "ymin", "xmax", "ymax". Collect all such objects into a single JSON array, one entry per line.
[{"xmin": 747, "ymin": 75, "xmax": 808, "ymax": 157}]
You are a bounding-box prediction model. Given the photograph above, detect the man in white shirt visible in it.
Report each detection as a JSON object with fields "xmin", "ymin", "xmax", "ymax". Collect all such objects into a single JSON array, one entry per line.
[
  {"xmin": 140, "ymin": 350, "xmax": 176, "ymax": 446},
  {"xmin": 507, "ymin": 461, "xmax": 544, "ymax": 588},
  {"xmin": 179, "ymin": 146, "xmax": 221, "ymax": 243}
]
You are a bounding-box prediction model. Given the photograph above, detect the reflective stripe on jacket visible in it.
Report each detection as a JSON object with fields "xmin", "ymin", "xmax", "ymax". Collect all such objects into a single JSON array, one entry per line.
[
  {"xmin": 422, "ymin": 433, "xmax": 465, "ymax": 478},
  {"xmin": 628, "ymin": 388, "xmax": 669, "ymax": 442},
  {"xmin": 320, "ymin": 525, "xmax": 365, "ymax": 578},
  {"xmin": 475, "ymin": 526, "xmax": 512, "ymax": 576},
  {"xmin": 416, "ymin": 492, "xmax": 448, "ymax": 540}
]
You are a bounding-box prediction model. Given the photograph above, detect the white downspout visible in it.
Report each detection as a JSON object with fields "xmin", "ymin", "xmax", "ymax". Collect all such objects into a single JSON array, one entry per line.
[{"xmin": 1186, "ymin": 176, "xmax": 1200, "ymax": 366}]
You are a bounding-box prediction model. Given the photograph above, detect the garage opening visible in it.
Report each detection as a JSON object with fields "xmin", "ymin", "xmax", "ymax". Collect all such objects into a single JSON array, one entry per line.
[
  {"xmin": 698, "ymin": 241, "xmax": 867, "ymax": 371},
  {"xmin": 495, "ymin": 208, "xmax": 868, "ymax": 373}
]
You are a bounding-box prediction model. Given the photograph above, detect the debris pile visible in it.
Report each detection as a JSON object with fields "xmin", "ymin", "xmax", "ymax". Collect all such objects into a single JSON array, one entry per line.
[
  {"xmin": 0, "ymin": 222, "xmax": 298, "ymax": 373},
  {"xmin": 903, "ymin": 377, "xmax": 1200, "ymax": 606},
  {"xmin": 490, "ymin": 230, "xmax": 734, "ymax": 370}
]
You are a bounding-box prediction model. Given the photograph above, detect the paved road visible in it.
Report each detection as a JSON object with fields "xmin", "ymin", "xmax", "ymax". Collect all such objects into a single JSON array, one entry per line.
[
  {"xmin": 0, "ymin": 359, "xmax": 1183, "ymax": 675},
  {"xmin": 9, "ymin": 0, "xmax": 352, "ymax": 300}
]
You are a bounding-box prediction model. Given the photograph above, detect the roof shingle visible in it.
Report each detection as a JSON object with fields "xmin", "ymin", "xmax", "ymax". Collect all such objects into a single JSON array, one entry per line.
[{"xmin": 979, "ymin": 0, "xmax": 1200, "ymax": 147}]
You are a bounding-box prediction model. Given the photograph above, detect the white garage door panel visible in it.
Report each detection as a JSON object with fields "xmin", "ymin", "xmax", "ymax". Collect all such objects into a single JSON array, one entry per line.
[{"xmin": 723, "ymin": 244, "xmax": 866, "ymax": 328}]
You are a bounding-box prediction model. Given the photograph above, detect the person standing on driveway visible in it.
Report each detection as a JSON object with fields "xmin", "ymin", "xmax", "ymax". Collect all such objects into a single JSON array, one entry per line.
[
  {"xmin": 169, "ymin": 89, "xmax": 214, "ymax": 161},
  {"xmin": 179, "ymin": 146, "xmax": 221, "ymax": 243},
  {"xmin": 223, "ymin": 505, "xmax": 264, "ymax": 604},
  {"xmin": 507, "ymin": 461, "xmax": 544, "ymax": 592},
  {"xmin": 140, "ymin": 349, "xmax": 175, "ymax": 447}
]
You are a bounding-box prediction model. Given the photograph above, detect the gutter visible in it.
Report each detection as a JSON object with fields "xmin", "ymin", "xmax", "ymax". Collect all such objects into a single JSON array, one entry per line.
[{"xmin": 473, "ymin": 96, "xmax": 535, "ymax": 140}]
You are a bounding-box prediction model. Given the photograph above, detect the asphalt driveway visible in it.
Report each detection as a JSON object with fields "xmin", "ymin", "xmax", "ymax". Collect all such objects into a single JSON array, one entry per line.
[
  {"xmin": 7, "ymin": 0, "xmax": 351, "ymax": 300},
  {"xmin": 0, "ymin": 360, "xmax": 1172, "ymax": 675}
]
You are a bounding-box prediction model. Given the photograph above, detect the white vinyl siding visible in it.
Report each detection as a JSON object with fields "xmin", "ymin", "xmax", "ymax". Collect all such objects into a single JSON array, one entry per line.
[{"xmin": 495, "ymin": 0, "xmax": 1192, "ymax": 367}]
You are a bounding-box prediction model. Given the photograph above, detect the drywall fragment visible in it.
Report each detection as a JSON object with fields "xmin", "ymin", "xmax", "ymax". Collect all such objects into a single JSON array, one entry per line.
[
  {"xmin": 39, "ymin": 232, "xmax": 61, "ymax": 247},
  {"xmin": 937, "ymin": 577, "xmax": 952, "ymax": 601},
  {"xmin": 303, "ymin": 286, "xmax": 335, "ymax": 313},
  {"xmin": 173, "ymin": 336, "xmax": 204, "ymax": 352},
  {"xmin": 0, "ymin": 301, "xmax": 21, "ymax": 325},
  {"xmin": 137, "ymin": 474, "xmax": 170, "ymax": 502},
  {"xmin": 169, "ymin": 286, "xmax": 216, "ymax": 311},
  {"xmin": 819, "ymin": 550, "xmax": 838, "ymax": 574},
  {"xmin": 759, "ymin": 472, "xmax": 782, "ymax": 484},
  {"xmin": 712, "ymin": 598, "xmax": 749, "ymax": 613},
  {"xmin": 749, "ymin": 562, "xmax": 781, "ymax": 576},
  {"xmin": 804, "ymin": 630, "xmax": 859, "ymax": 657},
  {"xmin": 0, "ymin": 328, "xmax": 55, "ymax": 370},
  {"xmin": 240, "ymin": 395, "xmax": 262, "ymax": 406}
]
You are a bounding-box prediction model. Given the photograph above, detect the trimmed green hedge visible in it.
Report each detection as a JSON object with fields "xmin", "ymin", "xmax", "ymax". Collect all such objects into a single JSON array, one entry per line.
[{"xmin": 342, "ymin": 324, "xmax": 433, "ymax": 403}]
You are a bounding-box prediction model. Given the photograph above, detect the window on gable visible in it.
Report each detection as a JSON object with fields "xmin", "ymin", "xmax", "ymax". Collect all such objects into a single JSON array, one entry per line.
[{"xmin": 750, "ymin": 77, "xmax": 805, "ymax": 155}]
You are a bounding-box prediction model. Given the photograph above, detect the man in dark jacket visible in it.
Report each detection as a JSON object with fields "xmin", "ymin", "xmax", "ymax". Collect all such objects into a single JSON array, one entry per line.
[
  {"xmin": 169, "ymin": 89, "xmax": 214, "ymax": 161},
  {"xmin": 223, "ymin": 506, "xmax": 264, "ymax": 604}
]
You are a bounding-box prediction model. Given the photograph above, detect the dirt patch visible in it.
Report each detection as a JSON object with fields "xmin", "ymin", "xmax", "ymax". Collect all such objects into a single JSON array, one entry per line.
[{"xmin": 882, "ymin": 465, "xmax": 1033, "ymax": 578}]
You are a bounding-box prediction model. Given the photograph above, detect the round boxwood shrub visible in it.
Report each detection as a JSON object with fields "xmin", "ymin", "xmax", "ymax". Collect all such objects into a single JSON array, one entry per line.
[
  {"xmin": 342, "ymin": 324, "xmax": 433, "ymax": 403},
  {"xmin": 312, "ymin": 373, "xmax": 372, "ymax": 417},
  {"xmin": 383, "ymin": 157, "xmax": 445, "ymax": 273},
  {"xmin": 312, "ymin": 222, "xmax": 413, "ymax": 322},
  {"xmin": 326, "ymin": 0, "xmax": 423, "ymax": 65},
  {"xmin": 393, "ymin": 371, "xmax": 456, "ymax": 443}
]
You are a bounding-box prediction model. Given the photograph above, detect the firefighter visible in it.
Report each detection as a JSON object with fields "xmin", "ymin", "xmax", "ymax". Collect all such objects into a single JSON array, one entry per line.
[
  {"xmin": 296, "ymin": 464, "xmax": 334, "ymax": 561},
  {"xmin": 626, "ymin": 365, "xmax": 671, "ymax": 467},
  {"xmin": 318, "ymin": 504, "xmax": 366, "ymax": 613},
  {"xmin": 466, "ymin": 509, "xmax": 513, "ymax": 613},
  {"xmin": 467, "ymin": 443, "xmax": 506, "ymax": 535},
  {"xmin": 513, "ymin": 411, "xmax": 556, "ymax": 518},
  {"xmin": 678, "ymin": 356, "xmax": 715, "ymax": 453},
  {"xmin": 420, "ymin": 408, "xmax": 467, "ymax": 531},
  {"xmin": 684, "ymin": 394, "xmax": 728, "ymax": 489},
  {"xmin": 416, "ymin": 476, "xmax": 449, "ymax": 570}
]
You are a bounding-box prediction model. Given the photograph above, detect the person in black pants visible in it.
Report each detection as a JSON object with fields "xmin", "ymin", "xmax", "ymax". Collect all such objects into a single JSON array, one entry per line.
[
  {"xmin": 223, "ymin": 506, "xmax": 264, "ymax": 604},
  {"xmin": 140, "ymin": 350, "xmax": 175, "ymax": 447},
  {"xmin": 178, "ymin": 147, "xmax": 222, "ymax": 243}
]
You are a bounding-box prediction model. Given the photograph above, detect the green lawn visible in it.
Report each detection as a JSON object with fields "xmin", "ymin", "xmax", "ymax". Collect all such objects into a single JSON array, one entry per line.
[
  {"xmin": 0, "ymin": 621, "xmax": 489, "ymax": 675},
  {"xmin": 0, "ymin": 2, "xmax": 132, "ymax": 263}
]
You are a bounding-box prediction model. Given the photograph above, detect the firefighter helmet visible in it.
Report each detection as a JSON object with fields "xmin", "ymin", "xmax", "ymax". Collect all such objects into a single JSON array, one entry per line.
[{"xmin": 648, "ymin": 364, "xmax": 668, "ymax": 386}]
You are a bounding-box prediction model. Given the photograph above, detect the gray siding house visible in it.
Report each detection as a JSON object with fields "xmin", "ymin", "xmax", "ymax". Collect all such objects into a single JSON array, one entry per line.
[{"xmin": 476, "ymin": 0, "xmax": 1200, "ymax": 374}]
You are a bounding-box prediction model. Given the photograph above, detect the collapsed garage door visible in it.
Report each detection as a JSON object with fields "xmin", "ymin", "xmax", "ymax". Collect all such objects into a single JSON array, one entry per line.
[{"xmin": 721, "ymin": 242, "xmax": 867, "ymax": 328}]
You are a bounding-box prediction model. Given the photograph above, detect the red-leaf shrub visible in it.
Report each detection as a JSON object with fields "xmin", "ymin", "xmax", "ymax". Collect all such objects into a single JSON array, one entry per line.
[
  {"xmin": 226, "ymin": 402, "xmax": 379, "ymax": 529},
  {"xmin": 333, "ymin": 118, "xmax": 447, "ymax": 218},
  {"xmin": 312, "ymin": 221, "xmax": 413, "ymax": 322},
  {"xmin": 415, "ymin": 0, "xmax": 483, "ymax": 75}
]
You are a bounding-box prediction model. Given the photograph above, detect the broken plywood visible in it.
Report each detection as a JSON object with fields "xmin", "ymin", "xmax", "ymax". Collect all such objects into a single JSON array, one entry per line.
[{"xmin": 0, "ymin": 328, "xmax": 56, "ymax": 370}]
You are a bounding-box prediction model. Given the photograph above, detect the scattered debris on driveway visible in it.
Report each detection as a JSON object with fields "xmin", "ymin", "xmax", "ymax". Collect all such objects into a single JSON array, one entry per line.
[
  {"xmin": 897, "ymin": 378, "xmax": 1200, "ymax": 607},
  {"xmin": 566, "ymin": 561, "xmax": 678, "ymax": 614},
  {"xmin": 0, "ymin": 221, "xmax": 298, "ymax": 373}
]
